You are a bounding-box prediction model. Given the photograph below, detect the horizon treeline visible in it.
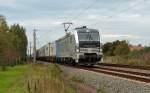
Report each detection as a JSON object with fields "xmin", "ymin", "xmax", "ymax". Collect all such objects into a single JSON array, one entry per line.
[{"xmin": 0, "ymin": 15, "xmax": 28, "ymax": 70}]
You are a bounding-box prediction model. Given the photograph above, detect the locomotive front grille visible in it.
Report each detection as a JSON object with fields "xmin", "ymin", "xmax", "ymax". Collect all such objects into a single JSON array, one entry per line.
[
  {"xmin": 84, "ymin": 53, "xmax": 97, "ymax": 57},
  {"xmin": 79, "ymin": 53, "xmax": 100, "ymax": 63}
]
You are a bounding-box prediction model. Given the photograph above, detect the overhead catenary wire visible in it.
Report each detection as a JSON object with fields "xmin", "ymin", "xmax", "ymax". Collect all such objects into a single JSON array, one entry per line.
[
  {"xmin": 62, "ymin": 0, "xmax": 99, "ymax": 27},
  {"xmin": 36, "ymin": 30, "xmax": 62, "ymax": 42},
  {"xmin": 67, "ymin": 0, "xmax": 126, "ymax": 27},
  {"xmin": 88, "ymin": 0, "xmax": 148, "ymax": 27},
  {"xmin": 35, "ymin": 26, "xmax": 65, "ymax": 49},
  {"xmin": 70, "ymin": 0, "xmax": 99, "ymax": 22},
  {"xmin": 36, "ymin": 30, "xmax": 54, "ymax": 39},
  {"xmin": 66, "ymin": 0, "xmax": 140, "ymax": 28}
]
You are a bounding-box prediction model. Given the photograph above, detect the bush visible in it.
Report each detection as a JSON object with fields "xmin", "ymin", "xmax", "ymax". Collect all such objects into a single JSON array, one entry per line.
[{"xmin": 103, "ymin": 40, "xmax": 129, "ymax": 56}]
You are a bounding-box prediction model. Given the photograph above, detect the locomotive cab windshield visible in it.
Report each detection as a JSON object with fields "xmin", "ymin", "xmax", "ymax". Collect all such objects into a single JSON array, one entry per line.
[{"xmin": 77, "ymin": 29, "xmax": 100, "ymax": 48}]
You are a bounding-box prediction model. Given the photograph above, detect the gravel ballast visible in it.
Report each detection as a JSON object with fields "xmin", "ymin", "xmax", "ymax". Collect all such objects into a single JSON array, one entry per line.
[{"xmin": 60, "ymin": 65, "xmax": 150, "ymax": 93}]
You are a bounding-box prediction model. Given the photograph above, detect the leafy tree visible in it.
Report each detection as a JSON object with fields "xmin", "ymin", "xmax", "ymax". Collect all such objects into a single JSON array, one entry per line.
[
  {"xmin": 9, "ymin": 24, "xmax": 28, "ymax": 62},
  {"xmin": 0, "ymin": 15, "xmax": 8, "ymax": 32},
  {"xmin": 103, "ymin": 40, "xmax": 129, "ymax": 56},
  {"xmin": 103, "ymin": 42, "xmax": 114, "ymax": 56},
  {"xmin": 113, "ymin": 42, "xmax": 129, "ymax": 55},
  {"xmin": 0, "ymin": 15, "xmax": 12, "ymax": 70},
  {"xmin": 0, "ymin": 15, "xmax": 28, "ymax": 70}
]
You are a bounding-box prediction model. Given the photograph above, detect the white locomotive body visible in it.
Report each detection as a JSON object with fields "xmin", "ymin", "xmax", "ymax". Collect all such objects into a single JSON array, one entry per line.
[{"xmin": 56, "ymin": 26, "xmax": 102, "ymax": 65}]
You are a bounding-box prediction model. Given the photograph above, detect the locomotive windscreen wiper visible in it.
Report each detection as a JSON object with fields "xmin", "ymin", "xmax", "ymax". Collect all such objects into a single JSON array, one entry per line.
[{"xmin": 87, "ymin": 32, "xmax": 94, "ymax": 41}]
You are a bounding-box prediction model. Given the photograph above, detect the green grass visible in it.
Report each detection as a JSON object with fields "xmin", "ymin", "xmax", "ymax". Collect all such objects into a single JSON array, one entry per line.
[
  {"xmin": 0, "ymin": 64, "xmax": 29, "ymax": 93},
  {"xmin": 5, "ymin": 63, "xmax": 77, "ymax": 93}
]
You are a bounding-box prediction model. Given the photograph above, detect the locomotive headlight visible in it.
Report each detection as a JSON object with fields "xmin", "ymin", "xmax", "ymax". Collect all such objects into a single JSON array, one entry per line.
[
  {"xmin": 76, "ymin": 49, "xmax": 79, "ymax": 52},
  {"xmin": 76, "ymin": 45, "xmax": 80, "ymax": 52}
]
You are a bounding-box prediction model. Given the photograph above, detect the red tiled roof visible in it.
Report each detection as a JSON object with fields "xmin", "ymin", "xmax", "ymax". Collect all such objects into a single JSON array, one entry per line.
[{"xmin": 129, "ymin": 44, "xmax": 144, "ymax": 51}]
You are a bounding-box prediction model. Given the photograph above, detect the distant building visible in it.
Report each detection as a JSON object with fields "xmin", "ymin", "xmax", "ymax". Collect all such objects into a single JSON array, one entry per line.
[{"xmin": 129, "ymin": 44, "xmax": 144, "ymax": 51}]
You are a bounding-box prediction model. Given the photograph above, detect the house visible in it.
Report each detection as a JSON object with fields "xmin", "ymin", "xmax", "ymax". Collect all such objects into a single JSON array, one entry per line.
[{"xmin": 129, "ymin": 44, "xmax": 144, "ymax": 51}]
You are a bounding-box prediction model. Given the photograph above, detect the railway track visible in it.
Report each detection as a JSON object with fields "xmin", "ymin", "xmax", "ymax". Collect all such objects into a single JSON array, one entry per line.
[
  {"xmin": 98, "ymin": 63, "xmax": 150, "ymax": 70},
  {"xmin": 75, "ymin": 64, "xmax": 150, "ymax": 83},
  {"xmin": 94, "ymin": 66, "xmax": 150, "ymax": 77}
]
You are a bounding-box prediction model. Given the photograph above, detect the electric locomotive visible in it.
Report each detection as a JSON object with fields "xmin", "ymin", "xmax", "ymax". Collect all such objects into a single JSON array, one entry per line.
[{"xmin": 56, "ymin": 26, "xmax": 102, "ymax": 66}]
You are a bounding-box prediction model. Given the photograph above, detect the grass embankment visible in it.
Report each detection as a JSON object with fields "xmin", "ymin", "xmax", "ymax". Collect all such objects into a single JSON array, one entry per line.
[
  {"xmin": 0, "ymin": 65, "xmax": 30, "ymax": 93},
  {"xmin": 1, "ymin": 63, "xmax": 105, "ymax": 93},
  {"xmin": 5, "ymin": 63, "xmax": 77, "ymax": 93},
  {"xmin": 103, "ymin": 56, "xmax": 150, "ymax": 66},
  {"xmin": 103, "ymin": 47, "xmax": 150, "ymax": 67}
]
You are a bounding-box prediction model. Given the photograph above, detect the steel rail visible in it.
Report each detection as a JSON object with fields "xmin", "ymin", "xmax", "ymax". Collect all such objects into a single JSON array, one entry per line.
[
  {"xmin": 99, "ymin": 63, "xmax": 150, "ymax": 70},
  {"xmin": 94, "ymin": 66, "xmax": 150, "ymax": 77},
  {"xmin": 79, "ymin": 66, "xmax": 150, "ymax": 83}
]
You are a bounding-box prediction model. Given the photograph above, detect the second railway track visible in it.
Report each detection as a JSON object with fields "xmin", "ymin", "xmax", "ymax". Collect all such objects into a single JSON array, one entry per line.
[
  {"xmin": 75, "ymin": 64, "xmax": 150, "ymax": 83},
  {"xmin": 94, "ymin": 66, "xmax": 150, "ymax": 77}
]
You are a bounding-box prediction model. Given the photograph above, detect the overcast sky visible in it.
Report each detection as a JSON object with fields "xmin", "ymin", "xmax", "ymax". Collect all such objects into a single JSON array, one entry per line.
[{"xmin": 0, "ymin": 0, "xmax": 150, "ymax": 48}]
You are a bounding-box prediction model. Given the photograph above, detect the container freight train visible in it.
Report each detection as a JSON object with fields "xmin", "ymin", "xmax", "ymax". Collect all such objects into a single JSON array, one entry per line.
[
  {"xmin": 36, "ymin": 26, "xmax": 103, "ymax": 66},
  {"xmin": 36, "ymin": 43, "xmax": 56, "ymax": 62}
]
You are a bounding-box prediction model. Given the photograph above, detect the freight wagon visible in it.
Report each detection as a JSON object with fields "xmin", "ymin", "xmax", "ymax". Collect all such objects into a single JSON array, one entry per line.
[{"xmin": 36, "ymin": 43, "xmax": 56, "ymax": 62}]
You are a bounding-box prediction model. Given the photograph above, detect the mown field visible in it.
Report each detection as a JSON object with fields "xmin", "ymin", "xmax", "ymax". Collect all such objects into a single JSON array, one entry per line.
[{"xmin": 0, "ymin": 63, "xmax": 77, "ymax": 93}]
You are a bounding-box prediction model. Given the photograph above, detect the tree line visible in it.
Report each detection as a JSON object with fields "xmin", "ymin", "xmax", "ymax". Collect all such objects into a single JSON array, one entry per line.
[
  {"xmin": 102, "ymin": 40, "xmax": 130, "ymax": 56},
  {"xmin": 102, "ymin": 40, "xmax": 150, "ymax": 66},
  {"xmin": 0, "ymin": 15, "xmax": 28, "ymax": 70}
]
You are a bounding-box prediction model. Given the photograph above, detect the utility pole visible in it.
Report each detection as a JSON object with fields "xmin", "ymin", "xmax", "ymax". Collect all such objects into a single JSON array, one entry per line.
[
  {"xmin": 62, "ymin": 22, "xmax": 73, "ymax": 34},
  {"xmin": 33, "ymin": 29, "xmax": 37, "ymax": 63},
  {"xmin": 30, "ymin": 42, "xmax": 32, "ymax": 59}
]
